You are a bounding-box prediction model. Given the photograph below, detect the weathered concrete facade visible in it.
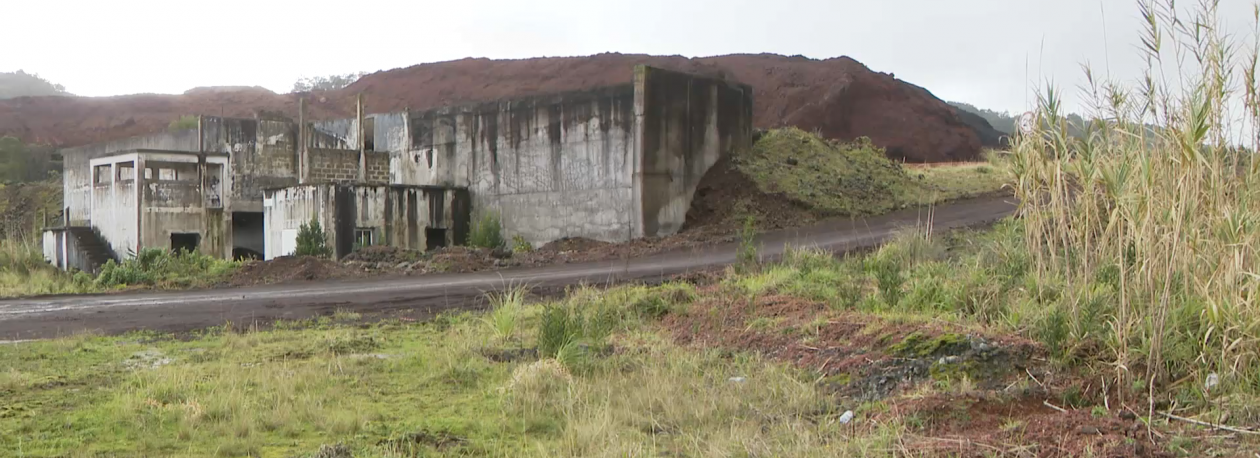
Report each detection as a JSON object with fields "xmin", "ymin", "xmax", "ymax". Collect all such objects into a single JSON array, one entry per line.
[
  {"xmin": 262, "ymin": 184, "xmax": 464, "ymax": 260},
  {"xmin": 46, "ymin": 65, "xmax": 752, "ymax": 268}
]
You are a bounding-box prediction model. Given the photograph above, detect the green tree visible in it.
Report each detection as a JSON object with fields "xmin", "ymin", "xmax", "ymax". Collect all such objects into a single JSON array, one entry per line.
[
  {"xmin": 295, "ymin": 218, "xmax": 332, "ymax": 258},
  {"xmin": 0, "ymin": 137, "xmax": 29, "ymax": 184}
]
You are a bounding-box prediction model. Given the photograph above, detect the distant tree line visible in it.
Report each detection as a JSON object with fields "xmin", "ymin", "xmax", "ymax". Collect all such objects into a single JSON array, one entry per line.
[
  {"xmin": 0, "ymin": 137, "xmax": 61, "ymax": 184},
  {"xmin": 950, "ymin": 101, "xmax": 1100, "ymax": 140},
  {"xmin": 291, "ymin": 72, "xmax": 367, "ymax": 93},
  {"xmin": 0, "ymin": 70, "xmax": 69, "ymax": 99}
]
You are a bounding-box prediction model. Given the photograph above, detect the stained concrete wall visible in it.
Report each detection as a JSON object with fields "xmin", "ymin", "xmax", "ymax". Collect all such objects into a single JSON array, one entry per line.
[
  {"xmin": 201, "ymin": 117, "xmax": 300, "ymax": 213},
  {"xmin": 138, "ymin": 154, "xmax": 230, "ymax": 256},
  {"xmin": 633, "ymin": 65, "xmax": 754, "ymax": 238},
  {"xmin": 262, "ymin": 184, "xmax": 458, "ymax": 259},
  {"xmin": 89, "ymin": 157, "xmax": 140, "ymax": 257},
  {"xmin": 391, "ymin": 86, "xmax": 639, "ymax": 245},
  {"xmin": 61, "ymin": 130, "xmax": 199, "ymax": 225}
]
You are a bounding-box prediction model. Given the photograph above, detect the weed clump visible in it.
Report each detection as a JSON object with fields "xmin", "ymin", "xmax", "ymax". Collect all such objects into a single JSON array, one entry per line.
[
  {"xmin": 96, "ymin": 248, "xmax": 239, "ymax": 289},
  {"xmin": 469, "ymin": 211, "xmax": 505, "ymax": 250}
]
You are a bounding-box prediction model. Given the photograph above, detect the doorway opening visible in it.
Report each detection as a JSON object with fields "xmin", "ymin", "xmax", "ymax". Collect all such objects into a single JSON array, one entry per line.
[
  {"xmin": 171, "ymin": 233, "xmax": 200, "ymax": 253},
  {"xmin": 232, "ymin": 212, "xmax": 264, "ymax": 260}
]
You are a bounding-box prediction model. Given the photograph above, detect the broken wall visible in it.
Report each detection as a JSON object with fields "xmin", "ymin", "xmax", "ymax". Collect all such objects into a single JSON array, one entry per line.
[
  {"xmin": 201, "ymin": 117, "xmax": 299, "ymax": 213},
  {"xmin": 306, "ymin": 149, "xmax": 389, "ymax": 183},
  {"xmin": 633, "ymin": 65, "xmax": 753, "ymax": 238}
]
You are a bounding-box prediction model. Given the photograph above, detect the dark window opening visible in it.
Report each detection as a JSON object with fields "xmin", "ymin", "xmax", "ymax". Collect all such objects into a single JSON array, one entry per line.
[
  {"xmin": 363, "ymin": 118, "xmax": 376, "ymax": 151},
  {"xmin": 171, "ymin": 233, "xmax": 200, "ymax": 253},
  {"xmin": 425, "ymin": 228, "xmax": 447, "ymax": 251}
]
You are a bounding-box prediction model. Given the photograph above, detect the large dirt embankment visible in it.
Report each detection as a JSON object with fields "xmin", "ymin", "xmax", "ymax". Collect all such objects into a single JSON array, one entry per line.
[{"xmin": 0, "ymin": 53, "xmax": 988, "ymax": 162}]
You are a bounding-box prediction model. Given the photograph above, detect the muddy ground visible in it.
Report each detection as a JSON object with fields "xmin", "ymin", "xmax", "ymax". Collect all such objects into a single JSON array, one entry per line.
[{"xmin": 662, "ymin": 287, "xmax": 1249, "ymax": 457}]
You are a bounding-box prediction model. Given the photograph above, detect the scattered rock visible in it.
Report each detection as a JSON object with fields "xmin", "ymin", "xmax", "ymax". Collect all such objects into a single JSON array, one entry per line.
[
  {"xmin": 1079, "ymin": 425, "xmax": 1101, "ymax": 435},
  {"xmin": 838, "ymin": 410, "xmax": 854, "ymax": 424},
  {"xmin": 785, "ymin": 157, "xmax": 799, "ymax": 166},
  {"xmin": 1119, "ymin": 410, "xmax": 1137, "ymax": 421},
  {"xmin": 728, "ymin": 376, "xmax": 747, "ymax": 383}
]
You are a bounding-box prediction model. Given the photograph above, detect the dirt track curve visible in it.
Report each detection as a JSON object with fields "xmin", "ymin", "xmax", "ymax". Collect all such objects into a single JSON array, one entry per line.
[{"xmin": 0, "ymin": 196, "xmax": 1016, "ymax": 340}]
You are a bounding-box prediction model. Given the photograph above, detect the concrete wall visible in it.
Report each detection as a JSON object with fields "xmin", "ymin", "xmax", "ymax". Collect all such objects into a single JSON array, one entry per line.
[
  {"xmin": 634, "ymin": 65, "xmax": 754, "ymax": 238},
  {"xmin": 392, "ymin": 86, "xmax": 639, "ymax": 245},
  {"xmin": 89, "ymin": 157, "xmax": 140, "ymax": 257},
  {"xmin": 263, "ymin": 184, "xmax": 460, "ymax": 259},
  {"xmin": 61, "ymin": 130, "xmax": 199, "ymax": 225},
  {"xmin": 201, "ymin": 117, "xmax": 300, "ymax": 213}
]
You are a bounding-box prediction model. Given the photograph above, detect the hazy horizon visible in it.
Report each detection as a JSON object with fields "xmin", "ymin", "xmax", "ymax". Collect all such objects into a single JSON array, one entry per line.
[{"xmin": 2, "ymin": 0, "xmax": 1256, "ymax": 117}]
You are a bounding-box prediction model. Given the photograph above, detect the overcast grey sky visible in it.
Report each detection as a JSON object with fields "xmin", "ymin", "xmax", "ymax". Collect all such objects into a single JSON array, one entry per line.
[{"xmin": 1, "ymin": 0, "xmax": 1255, "ymax": 115}]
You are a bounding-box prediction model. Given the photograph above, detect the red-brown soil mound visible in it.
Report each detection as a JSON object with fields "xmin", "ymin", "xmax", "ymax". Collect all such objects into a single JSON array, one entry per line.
[{"xmin": 1, "ymin": 54, "xmax": 984, "ymax": 162}]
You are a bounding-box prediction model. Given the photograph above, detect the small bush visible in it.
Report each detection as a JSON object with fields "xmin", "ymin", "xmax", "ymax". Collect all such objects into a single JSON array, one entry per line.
[
  {"xmin": 95, "ymin": 248, "xmax": 240, "ymax": 289},
  {"xmin": 736, "ymin": 215, "xmax": 759, "ymax": 273},
  {"xmin": 295, "ymin": 218, "xmax": 331, "ymax": 258},
  {"xmin": 511, "ymin": 235, "xmax": 532, "ymax": 253},
  {"xmin": 866, "ymin": 257, "xmax": 904, "ymax": 307},
  {"xmin": 469, "ymin": 212, "xmax": 505, "ymax": 250}
]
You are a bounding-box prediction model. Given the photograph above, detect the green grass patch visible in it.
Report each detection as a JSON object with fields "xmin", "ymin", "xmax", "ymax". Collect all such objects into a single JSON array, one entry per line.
[
  {"xmin": 0, "ymin": 282, "xmax": 898, "ymax": 457},
  {"xmin": 736, "ymin": 128, "xmax": 1007, "ymax": 217}
]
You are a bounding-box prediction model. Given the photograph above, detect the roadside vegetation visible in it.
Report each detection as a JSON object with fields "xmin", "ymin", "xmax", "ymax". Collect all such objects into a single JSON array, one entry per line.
[{"xmin": 737, "ymin": 128, "xmax": 1006, "ymax": 217}]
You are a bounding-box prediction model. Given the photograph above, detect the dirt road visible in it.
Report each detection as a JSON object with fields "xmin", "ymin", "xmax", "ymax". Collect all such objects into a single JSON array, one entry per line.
[{"xmin": 0, "ymin": 196, "xmax": 1016, "ymax": 340}]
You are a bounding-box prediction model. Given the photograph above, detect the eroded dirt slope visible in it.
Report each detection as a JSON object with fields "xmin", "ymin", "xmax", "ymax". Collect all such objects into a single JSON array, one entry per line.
[{"xmin": 0, "ymin": 54, "xmax": 987, "ymax": 162}]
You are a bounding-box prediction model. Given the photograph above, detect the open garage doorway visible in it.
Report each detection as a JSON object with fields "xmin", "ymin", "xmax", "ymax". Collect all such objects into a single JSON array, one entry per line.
[{"xmin": 232, "ymin": 212, "xmax": 264, "ymax": 260}]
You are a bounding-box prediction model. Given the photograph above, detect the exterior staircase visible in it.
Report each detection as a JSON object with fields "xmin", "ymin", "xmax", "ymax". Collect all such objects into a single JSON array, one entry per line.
[{"xmin": 66, "ymin": 226, "xmax": 118, "ymax": 273}]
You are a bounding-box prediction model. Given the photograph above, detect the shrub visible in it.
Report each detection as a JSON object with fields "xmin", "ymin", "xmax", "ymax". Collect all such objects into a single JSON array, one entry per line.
[
  {"xmin": 511, "ymin": 235, "xmax": 532, "ymax": 253},
  {"xmin": 468, "ymin": 211, "xmax": 505, "ymax": 250},
  {"xmin": 866, "ymin": 257, "xmax": 903, "ymax": 307},
  {"xmin": 736, "ymin": 215, "xmax": 759, "ymax": 273},
  {"xmin": 295, "ymin": 218, "xmax": 331, "ymax": 258},
  {"xmin": 95, "ymin": 248, "xmax": 240, "ymax": 289}
]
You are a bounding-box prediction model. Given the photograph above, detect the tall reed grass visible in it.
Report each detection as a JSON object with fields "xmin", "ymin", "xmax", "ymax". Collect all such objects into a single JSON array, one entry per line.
[{"xmin": 1011, "ymin": 0, "xmax": 1260, "ymax": 403}]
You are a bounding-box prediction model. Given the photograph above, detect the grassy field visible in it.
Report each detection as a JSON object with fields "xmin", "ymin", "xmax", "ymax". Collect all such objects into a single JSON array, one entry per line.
[
  {"xmin": 2, "ymin": 223, "xmax": 1250, "ymax": 457},
  {"xmin": 736, "ymin": 129, "xmax": 1006, "ymax": 217},
  {"xmin": 0, "ymin": 283, "xmax": 897, "ymax": 457}
]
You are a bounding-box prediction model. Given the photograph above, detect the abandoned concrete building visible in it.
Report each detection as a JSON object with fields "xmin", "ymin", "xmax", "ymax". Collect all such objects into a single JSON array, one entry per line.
[{"xmin": 42, "ymin": 66, "xmax": 753, "ymax": 272}]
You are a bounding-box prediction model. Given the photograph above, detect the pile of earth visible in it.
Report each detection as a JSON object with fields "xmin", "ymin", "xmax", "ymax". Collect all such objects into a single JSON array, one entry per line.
[
  {"xmin": 227, "ymin": 255, "xmax": 359, "ymax": 287},
  {"xmin": 1, "ymin": 53, "xmax": 996, "ymax": 162}
]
